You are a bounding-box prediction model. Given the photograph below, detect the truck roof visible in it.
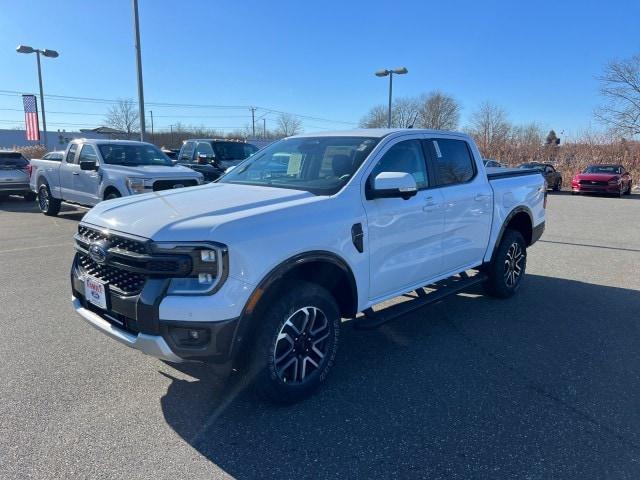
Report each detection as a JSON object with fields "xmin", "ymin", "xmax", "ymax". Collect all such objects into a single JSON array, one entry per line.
[
  {"xmin": 289, "ymin": 128, "xmax": 471, "ymax": 140},
  {"xmin": 69, "ymin": 138, "xmax": 152, "ymax": 146}
]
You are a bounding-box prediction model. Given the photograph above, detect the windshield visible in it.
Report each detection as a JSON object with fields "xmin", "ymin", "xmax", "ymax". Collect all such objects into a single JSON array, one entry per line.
[
  {"xmin": 219, "ymin": 136, "xmax": 380, "ymax": 195},
  {"xmin": 583, "ymin": 165, "xmax": 622, "ymax": 174},
  {"xmin": 98, "ymin": 143, "xmax": 173, "ymax": 167},
  {"xmin": 212, "ymin": 142, "xmax": 258, "ymax": 161},
  {"xmin": 0, "ymin": 153, "xmax": 28, "ymax": 168}
]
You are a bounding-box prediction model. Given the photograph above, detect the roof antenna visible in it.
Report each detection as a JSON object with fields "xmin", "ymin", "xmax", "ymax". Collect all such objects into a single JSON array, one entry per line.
[{"xmin": 408, "ymin": 112, "xmax": 419, "ymax": 129}]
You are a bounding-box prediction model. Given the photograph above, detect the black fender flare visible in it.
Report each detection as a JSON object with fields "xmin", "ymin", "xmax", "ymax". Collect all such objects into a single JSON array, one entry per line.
[
  {"xmin": 230, "ymin": 250, "xmax": 358, "ymax": 362},
  {"xmin": 488, "ymin": 206, "xmax": 534, "ymax": 264}
]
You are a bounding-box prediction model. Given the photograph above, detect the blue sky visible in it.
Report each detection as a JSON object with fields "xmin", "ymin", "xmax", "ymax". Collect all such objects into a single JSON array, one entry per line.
[{"xmin": 1, "ymin": 0, "xmax": 638, "ymax": 139}]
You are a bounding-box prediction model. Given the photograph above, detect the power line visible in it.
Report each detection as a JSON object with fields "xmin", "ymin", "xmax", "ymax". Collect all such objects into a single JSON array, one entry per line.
[{"xmin": 0, "ymin": 89, "xmax": 358, "ymax": 125}]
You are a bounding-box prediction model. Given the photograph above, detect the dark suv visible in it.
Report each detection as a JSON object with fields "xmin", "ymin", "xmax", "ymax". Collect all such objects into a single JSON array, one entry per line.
[
  {"xmin": 519, "ymin": 162, "xmax": 563, "ymax": 191},
  {"xmin": 177, "ymin": 139, "xmax": 259, "ymax": 182}
]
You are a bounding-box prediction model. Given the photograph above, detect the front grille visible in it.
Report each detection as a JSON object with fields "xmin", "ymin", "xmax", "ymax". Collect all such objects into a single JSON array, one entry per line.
[
  {"xmin": 78, "ymin": 253, "xmax": 146, "ymax": 296},
  {"xmin": 579, "ymin": 180, "xmax": 608, "ymax": 186},
  {"xmin": 153, "ymin": 179, "xmax": 198, "ymax": 191},
  {"xmin": 77, "ymin": 225, "xmax": 148, "ymax": 254}
]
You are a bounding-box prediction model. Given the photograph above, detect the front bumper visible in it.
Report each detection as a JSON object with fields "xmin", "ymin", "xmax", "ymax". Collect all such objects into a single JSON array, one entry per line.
[
  {"xmin": 572, "ymin": 183, "xmax": 620, "ymax": 194},
  {"xmin": 71, "ymin": 254, "xmax": 241, "ymax": 364}
]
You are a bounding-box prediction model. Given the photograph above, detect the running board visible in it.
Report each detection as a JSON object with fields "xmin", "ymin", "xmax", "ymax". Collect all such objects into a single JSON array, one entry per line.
[{"xmin": 353, "ymin": 273, "xmax": 488, "ymax": 330}]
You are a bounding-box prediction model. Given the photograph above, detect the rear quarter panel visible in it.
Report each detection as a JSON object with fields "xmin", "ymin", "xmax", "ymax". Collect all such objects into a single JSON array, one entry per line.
[
  {"xmin": 30, "ymin": 159, "xmax": 62, "ymax": 197},
  {"xmin": 484, "ymin": 171, "xmax": 546, "ymax": 262}
]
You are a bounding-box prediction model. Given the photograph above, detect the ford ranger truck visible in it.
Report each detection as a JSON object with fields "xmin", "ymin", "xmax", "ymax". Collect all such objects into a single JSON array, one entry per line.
[
  {"xmin": 70, "ymin": 129, "xmax": 546, "ymax": 404},
  {"xmin": 30, "ymin": 139, "xmax": 203, "ymax": 216}
]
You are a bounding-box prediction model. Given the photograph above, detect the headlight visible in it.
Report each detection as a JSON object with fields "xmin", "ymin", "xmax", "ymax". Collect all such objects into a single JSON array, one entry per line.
[
  {"xmin": 608, "ymin": 178, "xmax": 621, "ymax": 185},
  {"xmin": 127, "ymin": 177, "xmax": 151, "ymax": 193},
  {"xmin": 152, "ymin": 242, "xmax": 228, "ymax": 295}
]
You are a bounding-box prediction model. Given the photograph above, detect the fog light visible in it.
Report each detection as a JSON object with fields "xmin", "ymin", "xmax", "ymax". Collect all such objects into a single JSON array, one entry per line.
[
  {"xmin": 168, "ymin": 326, "xmax": 210, "ymax": 347},
  {"xmin": 189, "ymin": 330, "xmax": 199, "ymax": 340}
]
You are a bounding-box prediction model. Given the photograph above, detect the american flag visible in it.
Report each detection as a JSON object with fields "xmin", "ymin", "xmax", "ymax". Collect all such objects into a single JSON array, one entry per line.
[{"xmin": 23, "ymin": 94, "xmax": 40, "ymax": 141}]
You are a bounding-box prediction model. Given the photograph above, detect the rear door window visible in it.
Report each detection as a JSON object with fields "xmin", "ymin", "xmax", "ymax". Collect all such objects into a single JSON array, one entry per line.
[
  {"xmin": 66, "ymin": 144, "xmax": 79, "ymax": 164},
  {"xmin": 427, "ymin": 138, "xmax": 475, "ymax": 186}
]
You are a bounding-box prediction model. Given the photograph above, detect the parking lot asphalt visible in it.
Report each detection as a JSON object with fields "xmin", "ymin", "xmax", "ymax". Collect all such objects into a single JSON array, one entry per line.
[{"xmin": 1, "ymin": 191, "xmax": 639, "ymax": 480}]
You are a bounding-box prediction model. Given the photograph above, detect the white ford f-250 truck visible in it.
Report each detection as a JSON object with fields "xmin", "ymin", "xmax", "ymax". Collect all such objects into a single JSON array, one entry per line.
[
  {"xmin": 70, "ymin": 129, "xmax": 546, "ymax": 403},
  {"xmin": 29, "ymin": 139, "xmax": 203, "ymax": 216}
]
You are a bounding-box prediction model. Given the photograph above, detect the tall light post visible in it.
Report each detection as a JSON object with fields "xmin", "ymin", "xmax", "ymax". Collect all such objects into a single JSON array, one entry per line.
[
  {"xmin": 16, "ymin": 45, "xmax": 59, "ymax": 149},
  {"xmin": 375, "ymin": 67, "xmax": 408, "ymax": 128},
  {"xmin": 132, "ymin": 0, "xmax": 146, "ymax": 141}
]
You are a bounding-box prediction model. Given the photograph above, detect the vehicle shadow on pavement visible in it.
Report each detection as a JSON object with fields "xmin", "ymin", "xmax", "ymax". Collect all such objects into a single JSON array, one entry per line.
[
  {"xmin": 0, "ymin": 196, "xmax": 86, "ymax": 220},
  {"xmin": 160, "ymin": 274, "xmax": 640, "ymax": 479}
]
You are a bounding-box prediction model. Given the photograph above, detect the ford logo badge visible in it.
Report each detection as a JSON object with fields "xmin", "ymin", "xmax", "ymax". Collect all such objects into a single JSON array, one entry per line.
[{"xmin": 88, "ymin": 243, "xmax": 109, "ymax": 264}]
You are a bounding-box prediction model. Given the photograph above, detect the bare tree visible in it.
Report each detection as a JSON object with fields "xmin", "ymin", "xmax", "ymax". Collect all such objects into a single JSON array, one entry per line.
[
  {"xmin": 359, "ymin": 105, "xmax": 387, "ymax": 128},
  {"xmin": 358, "ymin": 98, "xmax": 420, "ymax": 128},
  {"xmin": 275, "ymin": 113, "xmax": 303, "ymax": 137},
  {"xmin": 467, "ymin": 101, "xmax": 511, "ymax": 159},
  {"xmin": 417, "ymin": 91, "xmax": 461, "ymax": 130},
  {"xmin": 595, "ymin": 54, "xmax": 640, "ymax": 136},
  {"xmin": 104, "ymin": 99, "xmax": 139, "ymax": 137}
]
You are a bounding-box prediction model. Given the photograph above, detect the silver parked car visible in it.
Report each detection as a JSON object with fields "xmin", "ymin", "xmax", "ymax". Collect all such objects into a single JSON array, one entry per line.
[{"xmin": 0, "ymin": 151, "xmax": 36, "ymax": 201}]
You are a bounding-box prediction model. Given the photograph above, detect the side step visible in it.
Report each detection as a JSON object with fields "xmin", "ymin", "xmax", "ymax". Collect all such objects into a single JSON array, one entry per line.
[{"xmin": 353, "ymin": 272, "xmax": 488, "ymax": 330}]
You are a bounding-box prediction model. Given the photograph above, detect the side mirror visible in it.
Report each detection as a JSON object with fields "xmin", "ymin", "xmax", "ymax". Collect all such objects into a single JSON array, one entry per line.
[
  {"xmin": 198, "ymin": 153, "xmax": 215, "ymax": 164},
  {"xmin": 80, "ymin": 159, "xmax": 98, "ymax": 171},
  {"xmin": 367, "ymin": 172, "xmax": 418, "ymax": 200}
]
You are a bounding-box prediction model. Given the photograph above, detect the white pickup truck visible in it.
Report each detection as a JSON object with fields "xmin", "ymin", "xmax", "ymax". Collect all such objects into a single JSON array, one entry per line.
[
  {"xmin": 70, "ymin": 129, "xmax": 546, "ymax": 403},
  {"xmin": 29, "ymin": 139, "xmax": 203, "ymax": 216}
]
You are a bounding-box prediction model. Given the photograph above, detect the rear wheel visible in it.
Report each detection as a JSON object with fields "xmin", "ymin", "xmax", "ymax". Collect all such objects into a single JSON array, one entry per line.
[
  {"xmin": 38, "ymin": 183, "xmax": 61, "ymax": 216},
  {"xmin": 250, "ymin": 281, "xmax": 340, "ymax": 404},
  {"xmin": 485, "ymin": 229, "xmax": 527, "ymax": 298}
]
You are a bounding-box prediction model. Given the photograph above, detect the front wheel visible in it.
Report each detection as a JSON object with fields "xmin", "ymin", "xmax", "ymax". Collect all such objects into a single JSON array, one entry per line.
[
  {"xmin": 250, "ymin": 281, "xmax": 340, "ymax": 404},
  {"xmin": 485, "ymin": 229, "xmax": 527, "ymax": 298},
  {"xmin": 104, "ymin": 191, "xmax": 121, "ymax": 200},
  {"xmin": 38, "ymin": 184, "xmax": 61, "ymax": 216},
  {"xmin": 625, "ymin": 182, "xmax": 632, "ymax": 195}
]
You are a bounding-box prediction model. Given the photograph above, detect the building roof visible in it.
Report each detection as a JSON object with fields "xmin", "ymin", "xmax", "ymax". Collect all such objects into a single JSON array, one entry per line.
[{"xmin": 79, "ymin": 126, "xmax": 127, "ymax": 134}]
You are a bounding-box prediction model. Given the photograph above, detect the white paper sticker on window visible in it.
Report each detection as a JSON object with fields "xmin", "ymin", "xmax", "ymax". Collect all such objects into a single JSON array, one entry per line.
[
  {"xmin": 287, "ymin": 153, "xmax": 302, "ymax": 175},
  {"xmin": 432, "ymin": 140, "xmax": 442, "ymax": 158}
]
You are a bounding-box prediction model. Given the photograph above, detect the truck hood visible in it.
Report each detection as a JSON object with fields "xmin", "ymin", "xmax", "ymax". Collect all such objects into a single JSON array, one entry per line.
[
  {"xmin": 81, "ymin": 183, "xmax": 316, "ymax": 240},
  {"xmin": 104, "ymin": 164, "xmax": 200, "ymax": 179},
  {"xmin": 573, "ymin": 173, "xmax": 619, "ymax": 182}
]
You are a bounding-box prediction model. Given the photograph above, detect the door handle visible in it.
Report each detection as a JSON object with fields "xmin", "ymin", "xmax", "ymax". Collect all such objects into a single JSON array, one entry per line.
[
  {"xmin": 72, "ymin": 172, "xmax": 80, "ymax": 176},
  {"xmin": 422, "ymin": 196, "xmax": 438, "ymax": 211}
]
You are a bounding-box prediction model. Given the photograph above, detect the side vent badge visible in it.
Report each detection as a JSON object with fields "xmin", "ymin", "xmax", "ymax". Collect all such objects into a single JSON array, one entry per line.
[{"xmin": 351, "ymin": 223, "xmax": 364, "ymax": 253}]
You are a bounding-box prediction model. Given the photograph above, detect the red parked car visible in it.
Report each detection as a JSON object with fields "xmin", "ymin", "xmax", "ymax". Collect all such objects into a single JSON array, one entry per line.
[{"xmin": 571, "ymin": 164, "xmax": 633, "ymax": 197}]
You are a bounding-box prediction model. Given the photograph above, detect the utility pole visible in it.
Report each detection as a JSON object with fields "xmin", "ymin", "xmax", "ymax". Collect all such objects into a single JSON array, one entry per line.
[
  {"xmin": 263, "ymin": 118, "xmax": 266, "ymax": 138},
  {"xmin": 169, "ymin": 124, "xmax": 174, "ymax": 147},
  {"xmin": 132, "ymin": 0, "xmax": 146, "ymax": 141},
  {"xmin": 250, "ymin": 107, "xmax": 256, "ymax": 137},
  {"xmin": 149, "ymin": 110, "xmax": 154, "ymax": 142}
]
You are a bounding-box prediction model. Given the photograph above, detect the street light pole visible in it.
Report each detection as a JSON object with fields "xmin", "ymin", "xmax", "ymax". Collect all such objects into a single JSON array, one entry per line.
[
  {"xmin": 132, "ymin": 0, "xmax": 146, "ymax": 142},
  {"xmin": 34, "ymin": 51, "xmax": 48, "ymax": 148},
  {"xmin": 375, "ymin": 67, "xmax": 408, "ymax": 128},
  {"xmin": 16, "ymin": 45, "xmax": 58, "ymax": 149}
]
